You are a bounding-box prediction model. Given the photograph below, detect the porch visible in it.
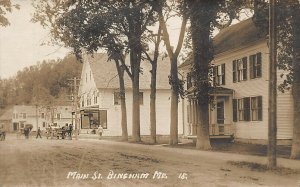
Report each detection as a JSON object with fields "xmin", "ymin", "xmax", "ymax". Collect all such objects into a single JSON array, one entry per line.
[{"xmin": 186, "ymin": 87, "xmax": 235, "ymax": 139}]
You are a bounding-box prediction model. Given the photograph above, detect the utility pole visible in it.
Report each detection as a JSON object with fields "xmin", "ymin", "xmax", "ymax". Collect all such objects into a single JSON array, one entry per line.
[
  {"xmin": 68, "ymin": 77, "xmax": 80, "ymax": 140},
  {"xmin": 268, "ymin": 0, "xmax": 277, "ymax": 169}
]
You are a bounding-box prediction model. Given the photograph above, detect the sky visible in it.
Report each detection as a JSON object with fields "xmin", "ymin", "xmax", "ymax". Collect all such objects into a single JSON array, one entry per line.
[
  {"xmin": 0, "ymin": 0, "xmax": 70, "ymax": 79},
  {"xmin": 0, "ymin": 0, "xmax": 251, "ymax": 79}
]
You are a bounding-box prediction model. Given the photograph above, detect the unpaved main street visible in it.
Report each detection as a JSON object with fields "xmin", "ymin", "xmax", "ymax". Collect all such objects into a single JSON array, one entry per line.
[{"xmin": 0, "ymin": 134, "xmax": 300, "ymax": 187}]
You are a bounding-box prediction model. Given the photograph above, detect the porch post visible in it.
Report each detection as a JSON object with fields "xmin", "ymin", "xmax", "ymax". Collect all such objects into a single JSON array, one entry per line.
[{"xmin": 192, "ymin": 99, "xmax": 197, "ymax": 136}]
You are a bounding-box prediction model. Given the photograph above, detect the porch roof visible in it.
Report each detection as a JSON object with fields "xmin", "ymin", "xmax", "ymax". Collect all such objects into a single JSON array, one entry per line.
[{"xmin": 186, "ymin": 86, "xmax": 233, "ymax": 96}]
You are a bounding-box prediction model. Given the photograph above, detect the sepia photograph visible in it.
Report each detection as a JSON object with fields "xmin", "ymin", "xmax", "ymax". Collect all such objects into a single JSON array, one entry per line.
[{"xmin": 0, "ymin": 0, "xmax": 300, "ymax": 186}]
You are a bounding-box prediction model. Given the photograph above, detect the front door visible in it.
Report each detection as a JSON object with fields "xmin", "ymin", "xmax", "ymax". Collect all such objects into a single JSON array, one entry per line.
[{"xmin": 217, "ymin": 101, "xmax": 225, "ymax": 135}]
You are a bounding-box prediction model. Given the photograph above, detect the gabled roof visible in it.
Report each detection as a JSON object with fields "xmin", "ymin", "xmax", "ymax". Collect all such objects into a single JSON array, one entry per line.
[
  {"xmin": 179, "ymin": 18, "xmax": 266, "ymax": 69},
  {"xmin": 86, "ymin": 53, "xmax": 171, "ymax": 90},
  {"xmin": 213, "ymin": 18, "xmax": 266, "ymax": 55}
]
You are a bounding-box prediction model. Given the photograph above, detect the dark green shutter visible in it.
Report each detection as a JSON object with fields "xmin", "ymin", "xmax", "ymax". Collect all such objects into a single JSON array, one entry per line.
[
  {"xmin": 233, "ymin": 99, "xmax": 237, "ymax": 122},
  {"xmin": 233, "ymin": 60, "xmax": 237, "ymax": 83},
  {"xmin": 258, "ymin": 96, "xmax": 263, "ymax": 121},
  {"xmin": 242, "ymin": 57, "xmax": 247, "ymax": 80},
  {"xmin": 257, "ymin": 52, "xmax": 262, "ymax": 77},
  {"xmin": 250, "ymin": 55, "xmax": 254, "ymax": 79}
]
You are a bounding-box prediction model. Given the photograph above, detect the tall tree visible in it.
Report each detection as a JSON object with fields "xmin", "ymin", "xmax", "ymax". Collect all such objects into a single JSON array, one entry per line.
[
  {"xmin": 254, "ymin": 0, "xmax": 300, "ymax": 159},
  {"xmin": 156, "ymin": 0, "xmax": 187, "ymax": 145},
  {"xmin": 33, "ymin": 0, "xmax": 157, "ymax": 142},
  {"xmin": 142, "ymin": 23, "xmax": 162, "ymax": 144},
  {"xmin": 186, "ymin": 0, "xmax": 249, "ymax": 149}
]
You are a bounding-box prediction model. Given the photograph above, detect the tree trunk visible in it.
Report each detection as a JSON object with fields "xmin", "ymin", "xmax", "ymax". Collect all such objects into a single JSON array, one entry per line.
[
  {"xmin": 131, "ymin": 51, "xmax": 141, "ymax": 142},
  {"xmin": 189, "ymin": 0, "xmax": 212, "ymax": 150},
  {"xmin": 291, "ymin": 63, "xmax": 300, "ymax": 159},
  {"xmin": 291, "ymin": 8, "xmax": 300, "ymax": 159},
  {"xmin": 115, "ymin": 60, "xmax": 128, "ymax": 141},
  {"xmin": 150, "ymin": 61, "xmax": 157, "ymax": 144},
  {"xmin": 169, "ymin": 57, "xmax": 179, "ymax": 145}
]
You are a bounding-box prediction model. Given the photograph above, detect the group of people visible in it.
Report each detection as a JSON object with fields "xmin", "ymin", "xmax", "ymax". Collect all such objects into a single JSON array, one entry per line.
[{"xmin": 40, "ymin": 123, "xmax": 74, "ymax": 140}]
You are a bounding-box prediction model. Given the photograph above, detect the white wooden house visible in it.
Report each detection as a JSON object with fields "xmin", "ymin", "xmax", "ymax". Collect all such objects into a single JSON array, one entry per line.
[
  {"xmin": 78, "ymin": 53, "xmax": 184, "ymax": 137},
  {"xmin": 179, "ymin": 18, "xmax": 293, "ymax": 144},
  {"xmin": 11, "ymin": 105, "xmax": 73, "ymax": 132}
]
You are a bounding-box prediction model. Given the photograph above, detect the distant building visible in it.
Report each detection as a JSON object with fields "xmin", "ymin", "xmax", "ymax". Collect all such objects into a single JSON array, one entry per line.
[
  {"xmin": 8, "ymin": 105, "xmax": 73, "ymax": 131},
  {"xmin": 0, "ymin": 108, "xmax": 13, "ymax": 132},
  {"xmin": 179, "ymin": 18, "xmax": 293, "ymax": 144},
  {"xmin": 78, "ymin": 53, "xmax": 184, "ymax": 136}
]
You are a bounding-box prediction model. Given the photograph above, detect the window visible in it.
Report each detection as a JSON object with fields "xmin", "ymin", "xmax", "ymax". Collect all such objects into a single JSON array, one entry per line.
[
  {"xmin": 41, "ymin": 113, "xmax": 45, "ymax": 119},
  {"xmin": 251, "ymin": 96, "xmax": 263, "ymax": 121},
  {"xmin": 80, "ymin": 110, "xmax": 107, "ymax": 129},
  {"xmin": 213, "ymin": 64, "xmax": 225, "ymax": 85},
  {"xmin": 90, "ymin": 71, "xmax": 92, "ymax": 81},
  {"xmin": 94, "ymin": 95, "xmax": 97, "ymax": 104},
  {"xmin": 56, "ymin": 113, "xmax": 61, "ymax": 120},
  {"xmin": 20, "ymin": 113, "xmax": 26, "ymax": 119},
  {"xmin": 233, "ymin": 57, "xmax": 247, "ymax": 82},
  {"xmin": 94, "ymin": 91, "xmax": 98, "ymax": 104},
  {"xmin": 81, "ymin": 96, "xmax": 84, "ymax": 107},
  {"xmin": 86, "ymin": 73, "xmax": 88, "ymax": 83},
  {"xmin": 139, "ymin": 92, "xmax": 144, "ymax": 105},
  {"xmin": 238, "ymin": 57, "xmax": 247, "ymax": 81},
  {"xmin": 100, "ymin": 110, "xmax": 107, "ymax": 129},
  {"xmin": 238, "ymin": 97, "xmax": 250, "ymax": 121},
  {"xmin": 43, "ymin": 122, "xmax": 46, "ymax": 127},
  {"xmin": 114, "ymin": 92, "xmax": 121, "ymax": 105},
  {"xmin": 250, "ymin": 52, "xmax": 262, "ymax": 79},
  {"xmin": 234, "ymin": 96, "xmax": 262, "ymax": 122}
]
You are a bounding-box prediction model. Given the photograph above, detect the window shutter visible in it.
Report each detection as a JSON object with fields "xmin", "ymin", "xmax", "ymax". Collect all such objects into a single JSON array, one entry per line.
[
  {"xmin": 214, "ymin": 66, "xmax": 218, "ymax": 85},
  {"xmin": 257, "ymin": 52, "xmax": 262, "ymax": 77},
  {"xmin": 244, "ymin": 97, "xmax": 251, "ymax": 121},
  {"xmin": 242, "ymin": 57, "xmax": 247, "ymax": 80},
  {"xmin": 222, "ymin": 64, "xmax": 225, "ymax": 85},
  {"xmin": 258, "ymin": 96, "xmax": 263, "ymax": 121},
  {"xmin": 233, "ymin": 60, "xmax": 237, "ymax": 83},
  {"xmin": 233, "ymin": 99, "xmax": 237, "ymax": 122},
  {"xmin": 250, "ymin": 55, "xmax": 254, "ymax": 79}
]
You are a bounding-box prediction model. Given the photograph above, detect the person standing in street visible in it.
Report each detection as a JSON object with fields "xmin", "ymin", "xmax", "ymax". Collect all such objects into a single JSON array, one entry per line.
[
  {"xmin": 36, "ymin": 127, "xmax": 42, "ymax": 139},
  {"xmin": 68, "ymin": 124, "xmax": 73, "ymax": 140},
  {"xmin": 97, "ymin": 125, "xmax": 103, "ymax": 140}
]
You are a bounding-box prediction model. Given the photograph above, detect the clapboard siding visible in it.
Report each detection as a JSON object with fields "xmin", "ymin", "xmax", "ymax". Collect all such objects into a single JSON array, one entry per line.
[{"xmin": 213, "ymin": 42, "xmax": 270, "ymax": 139}]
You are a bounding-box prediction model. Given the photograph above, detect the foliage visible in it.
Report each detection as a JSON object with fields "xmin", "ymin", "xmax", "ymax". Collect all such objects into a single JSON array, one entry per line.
[
  {"xmin": 0, "ymin": 55, "xmax": 82, "ymax": 108},
  {"xmin": 0, "ymin": 0, "xmax": 19, "ymax": 27},
  {"xmin": 252, "ymin": 0, "xmax": 300, "ymax": 92}
]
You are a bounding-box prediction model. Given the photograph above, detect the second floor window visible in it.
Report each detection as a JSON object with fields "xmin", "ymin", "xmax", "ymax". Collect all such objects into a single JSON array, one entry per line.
[
  {"xmin": 41, "ymin": 113, "xmax": 45, "ymax": 119},
  {"xmin": 56, "ymin": 113, "xmax": 61, "ymax": 120},
  {"xmin": 20, "ymin": 113, "xmax": 26, "ymax": 119},
  {"xmin": 213, "ymin": 64, "xmax": 225, "ymax": 85},
  {"xmin": 233, "ymin": 57, "xmax": 247, "ymax": 82},
  {"xmin": 114, "ymin": 92, "xmax": 121, "ymax": 105},
  {"xmin": 250, "ymin": 52, "xmax": 262, "ymax": 79}
]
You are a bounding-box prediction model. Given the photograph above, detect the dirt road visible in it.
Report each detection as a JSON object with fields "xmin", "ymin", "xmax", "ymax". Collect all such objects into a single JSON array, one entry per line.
[{"xmin": 0, "ymin": 134, "xmax": 300, "ymax": 187}]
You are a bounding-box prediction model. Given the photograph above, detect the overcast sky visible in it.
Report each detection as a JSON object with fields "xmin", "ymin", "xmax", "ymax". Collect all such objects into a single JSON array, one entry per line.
[
  {"xmin": 0, "ymin": 0, "xmax": 70, "ymax": 79},
  {"xmin": 0, "ymin": 0, "xmax": 251, "ymax": 79}
]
